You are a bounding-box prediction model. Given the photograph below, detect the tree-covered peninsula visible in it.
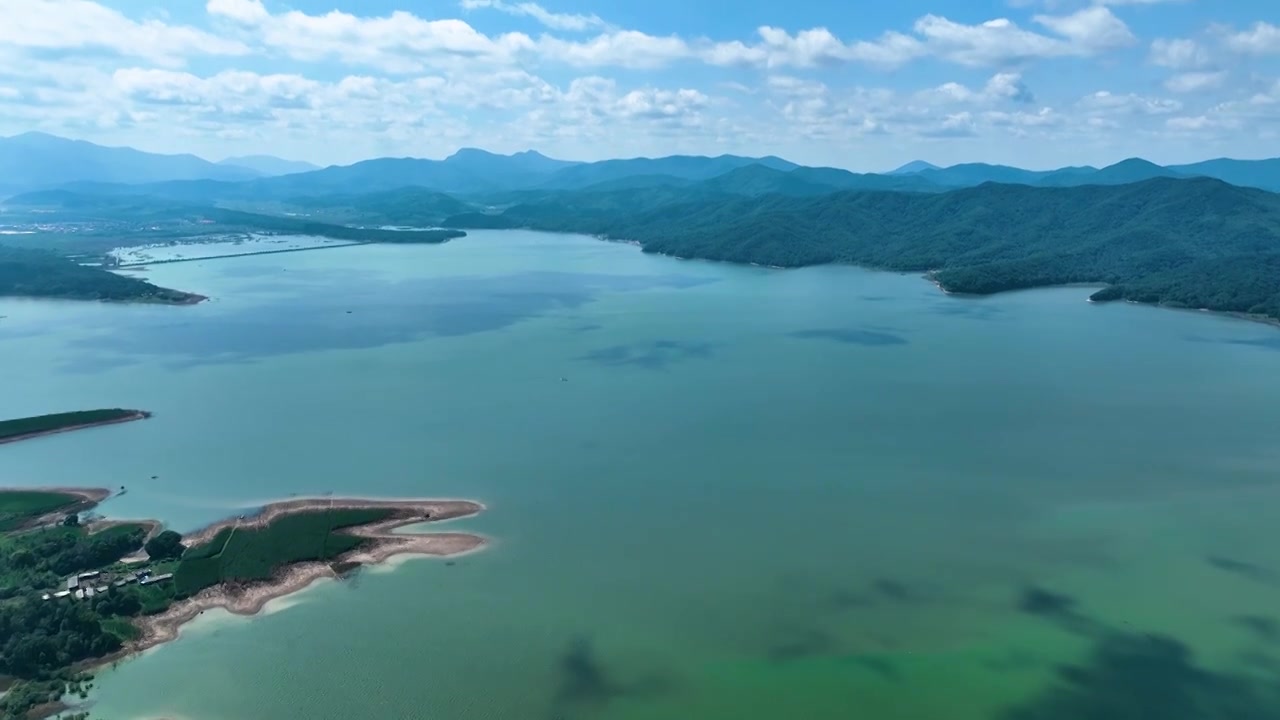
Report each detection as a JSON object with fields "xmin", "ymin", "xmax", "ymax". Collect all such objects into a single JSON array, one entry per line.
[
  {"xmin": 0, "ymin": 486, "xmax": 483, "ymax": 720},
  {"xmin": 0, "ymin": 246, "xmax": 204, "ymax": 304},
  {"xmin": 443, "ymin": 176, "xmax": 1280, "ymax": 321}
]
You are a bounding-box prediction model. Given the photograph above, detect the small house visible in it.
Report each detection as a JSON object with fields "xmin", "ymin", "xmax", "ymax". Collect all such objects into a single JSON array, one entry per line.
[
  {"xmin": 140, "ymin": 572, "xmax": 174, "ymax": 586},
  {"xmin": 84, "ymin": 587, "xmax": 96, "ymax": 598},
  {"xmin": 53, "ymin": 590, "xmax": 71, "ymax": 599},
  {"xmin": 95, "ymin": 585, "xmax": 109, "ymax": 593},
  {"xmin": 74, "ymin": 589, "xmax": 85, "ymax": 600},
  {"xmin": 66, "ymin": 577, "xmax": 79, "ymax": 591},
  {"xmin": 41, "ymin": 593, "xmax": 51, "ymax": 601},
  {"xmin": 78, "ymin": 570, "xmax": 101, "ymax": 580}
]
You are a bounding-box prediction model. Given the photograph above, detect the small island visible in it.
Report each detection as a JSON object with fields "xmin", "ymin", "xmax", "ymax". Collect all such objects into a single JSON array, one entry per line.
[
  {"xmin": 0, "ymin": 410, "xmax": 153, "ymax": 447},
  {"xmin": 0, "ymin": 488, "xmax": 484, "ymax": 719}
]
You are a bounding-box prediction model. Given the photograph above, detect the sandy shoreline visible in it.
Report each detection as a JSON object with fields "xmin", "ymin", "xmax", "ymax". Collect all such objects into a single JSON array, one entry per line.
[
  {"xmin": 0, "ymin": 411, "xmax": 152, "ymax": 447},
  {"xmin": 122, "ymin": 497, "xmax": 486, "ymax": 657},
  {"xmin": 35, "ymin": 486, "xmax": 114, "ymax": 504}
]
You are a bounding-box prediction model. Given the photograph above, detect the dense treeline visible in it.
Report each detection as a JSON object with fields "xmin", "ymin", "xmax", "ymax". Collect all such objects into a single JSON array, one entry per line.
[
  {"xmin": 0, "ymin": 246, "xmax": 201, "ymax": 303},
  {"xmin": 444, "ymin": 177, "xmax": 1280, "ymax": 320},
  {"xmin": 0, "ymin": 525, "xmax": 145, "ymax": 600},
  {"xmin": 0, "ymin": 598, "xmax": 121, "ymax": 677},
  {"xmin": 0, "ymin": 521, "xmax": 148, "ymax": 718},
  {"xmin": 0, "ymin": 409, "xmax": 142, "ymax": 441}
]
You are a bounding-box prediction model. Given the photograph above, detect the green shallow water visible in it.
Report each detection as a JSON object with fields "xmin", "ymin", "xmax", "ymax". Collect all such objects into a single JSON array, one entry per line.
[{"xmin": 3, "ymin": 230, "xmax": 1280, "ymax": 719}]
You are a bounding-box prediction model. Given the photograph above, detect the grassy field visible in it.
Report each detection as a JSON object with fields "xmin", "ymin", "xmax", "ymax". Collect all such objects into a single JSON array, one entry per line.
[
  {"xmin": 0, "ymin": 491, "xmax": 82, "ymax": 532},
  {"xmin": 174, "ymin": 508, "xmax": 393, "ymax": 597},
  {"xmin": 101, "ymin": 617, "xmax": 141, "ymax": 642},
  {"xmin": 91, "ymin": 523, "xmax": 150, "ymax": 541},
  {"xmin": 0, "ymin": 409, "xmax": 144, "ymax": 442}
]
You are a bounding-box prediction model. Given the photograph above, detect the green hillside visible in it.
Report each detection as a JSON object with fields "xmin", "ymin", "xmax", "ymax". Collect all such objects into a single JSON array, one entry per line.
[{"xmin": 445, "ymin": 177, "xmax": 1280, "ymax": 320}]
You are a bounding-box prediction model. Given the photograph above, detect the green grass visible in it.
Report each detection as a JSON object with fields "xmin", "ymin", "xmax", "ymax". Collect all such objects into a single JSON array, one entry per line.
[
  {"xmin": 101, "ymin": 617, "xmax": 140, "ymax": 642},
  {"xmin": 173, "ymin": 508, "xmax": 393, "ymax": 597},
  {"xmin": 0, "ymin": 491, "xmax": 82, "ymax": 532},
  {"xmin": 91, "ymin": 523, "xmax": 149, "ymax": 542}
]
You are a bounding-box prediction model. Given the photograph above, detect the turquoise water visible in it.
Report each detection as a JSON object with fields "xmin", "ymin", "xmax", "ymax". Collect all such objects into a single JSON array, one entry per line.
[{"xmin": 3, "ymin": 230, "xmax": 1280, "ymax": 719}]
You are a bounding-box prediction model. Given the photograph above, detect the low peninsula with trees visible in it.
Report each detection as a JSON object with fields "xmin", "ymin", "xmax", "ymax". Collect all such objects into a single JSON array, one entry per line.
[
  {"xmin": 0, "ymin": 487, "xmax": 485, "ymax": 719},
  {"xmin": 0, "ymin": 409, "xmax": 153, "ymax": 447}
]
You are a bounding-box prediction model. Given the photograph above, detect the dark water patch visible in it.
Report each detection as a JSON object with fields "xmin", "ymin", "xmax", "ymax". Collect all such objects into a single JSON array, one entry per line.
[
  {"xmin": 58, "ymin": 354, "xmax": 146, "ymax": 374},
  {"xmin": 1241, "ymin": 650, "xmax": 1280, "ymax": 674},
  {"xmin": 64, "ymin": 271, "xmax": 713, "ymax": 368},
  {"xmin": 873, "ymin": 578, "xmax": 920, "ymax": 603},
  {"xmin": 0, "ymin": 322, "xmax": 49, "ymax": 342},
  {"xmin": 1016, "ymin": 586, "xmax": 1105, "ymax": 638},
  {"xmin": 550, "ymin": 636, "xmax": 674, "ymax": 719},
  {"xmin": 578, "ymin": 340, "xmax": 714, "ymax": 370},
  {"xmin": 1236, "ymin": 616, "xmax": 1280, "ymax": 645},
  {"xmin": 931, "ymin": 301, "xmax": 1005, "ymax": 321},
  {"xmin": 859, "ymin": 295, "xmax": 892, "ymax": 302},
  {"xmin": 1187, "ymin": 334, "xmax": 1280, "ymax": 352},
  {"xmin": 984, "ymin": 650, "xmax": 1041, "ymax": 674},
  {"xmin": 1019, "ymin": 587, "xmax": 1077, "ymax": 617},
  {"xmin": 829, "ymin": 589, "xmax": 875, "ymax": 610},
  {"xmin": 765, "ymin": 627, "xmax": 839, "ymax": 664},
  {"xmin": 571, "ymin": 323, "xmax": 603, "ymax": 333},
  {"xmin": 997, "ymin": 632, "xmax": 1280, "ymax": 720},
  {"xmin": 1207, "ymin": 555, "xmax": 1276, "ymax": 585},
  {"xmin": 846, "ymin": 656, "xmax": 902, "ymax": 682},
  {"xmin": 789, "ymin": 328, "xmax": 909, "ymax": 347}
]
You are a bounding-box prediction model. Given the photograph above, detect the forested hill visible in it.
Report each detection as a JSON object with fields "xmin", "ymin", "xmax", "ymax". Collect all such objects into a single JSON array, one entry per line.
[
  {"xmin": 445, "ymin": 177, "xmax": 1280, "ymax": 321},
  {"xmin": 0, "ymin": 246, "xmax": 203, "ymax": 304}
]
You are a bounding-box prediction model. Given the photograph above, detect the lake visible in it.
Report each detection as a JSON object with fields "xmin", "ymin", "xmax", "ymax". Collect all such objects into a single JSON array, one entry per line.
[{"xmin": 3, "ymin": 229, "xmax": 1280, "ymax": 719}]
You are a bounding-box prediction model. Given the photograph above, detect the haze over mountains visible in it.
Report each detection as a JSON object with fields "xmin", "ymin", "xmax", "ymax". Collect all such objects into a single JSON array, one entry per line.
[
  {"xmin": 0, "ymin": 133, "xmax": 315, "ymax": 195},
  {"xmin": 3, "ymin": 132, "xmax": 1280, "ymax": 201}
]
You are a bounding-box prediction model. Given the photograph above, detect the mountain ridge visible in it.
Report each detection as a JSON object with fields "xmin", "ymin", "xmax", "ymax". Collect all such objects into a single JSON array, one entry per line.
[{"xmin": 4, "ymin": 132, "xmax": 1280, "ymax": 196}]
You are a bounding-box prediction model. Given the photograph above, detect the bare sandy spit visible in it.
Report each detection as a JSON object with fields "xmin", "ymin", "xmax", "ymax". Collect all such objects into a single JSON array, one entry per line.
[
  {"xmin": 0, "ymin": 410, "xmax": 152, "ymax": 447},
  {"xmin": 125, "ymin": 498, "xmax": 486, "ymax": 656}
]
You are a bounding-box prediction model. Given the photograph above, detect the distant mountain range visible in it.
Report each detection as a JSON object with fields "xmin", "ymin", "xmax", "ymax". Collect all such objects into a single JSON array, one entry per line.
[
  {"xmin": 218, "ymin": 155, "xmax": 319, "ymax": 176},
  {"xmin": 2, "ymin": 132, "xmax": 1280, "ymax": 200},
  {"xmin": 0, "ymin": 133, "xmax": 316, "ymax": 194}
]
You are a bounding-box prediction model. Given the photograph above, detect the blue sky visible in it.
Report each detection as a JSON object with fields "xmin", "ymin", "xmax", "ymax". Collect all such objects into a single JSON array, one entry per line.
[{"xmin": 0, "ymin": 0, "xmax": 1276, "ymax": 170}]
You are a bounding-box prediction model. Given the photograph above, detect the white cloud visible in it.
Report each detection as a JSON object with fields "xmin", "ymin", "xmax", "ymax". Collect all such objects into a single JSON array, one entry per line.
[
  {"xmin": 1163, "ymin": 71, "xmax": 1226, "ymax": 94},
  {"xmin": 206, "ymin": 0, "xmax": 269, "ymax": 24},
  {"xmin": 1223, "ymin": 22, "xmax": 1280, "ymax": 55},
  {"xmin": 1, "ymin": 0, "xmax": 248, "ymax": 66},
  {"xmin": 459, "ymin": 0, "xmax": 605, "ymax": 32},
  {"xmin": 615, "ymin": 88, "xmax": 708, "ymax": 120},
  {"xmin": 920, "ymin": 73, "xmax": 1035, "ymax": 104},
  {"xmin": 1033, "ymin": 7, "xmax": 1135, "ymax": 52},
  {"xmin": 197, "ymin": 1, "xmax": 1136, "ymax": 73},
  {"xmin": 0, "ymin": 0, "xmax": 1265, "ymax": 167},
  {"xmin": 1148, "ymin": 38, "xmax": 1210, "ymax": 69},
  {"xmin": 707, "ymin": 27, "xmax": 925, "ymax": 68},
  {"xmin": 206, "ymin": 1, "xmax": 535, "ymax": 72},
  {"xmin": 1080, "ymin": 90, "xmax": 1181, "ymax": 114},
  {"xmin": 540, "ymin": 31, "xmax": 690, "ymax": 68},
  {"xmin": 913, "ymin": 7, "xmax": 1132, "ymax": 67}
]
